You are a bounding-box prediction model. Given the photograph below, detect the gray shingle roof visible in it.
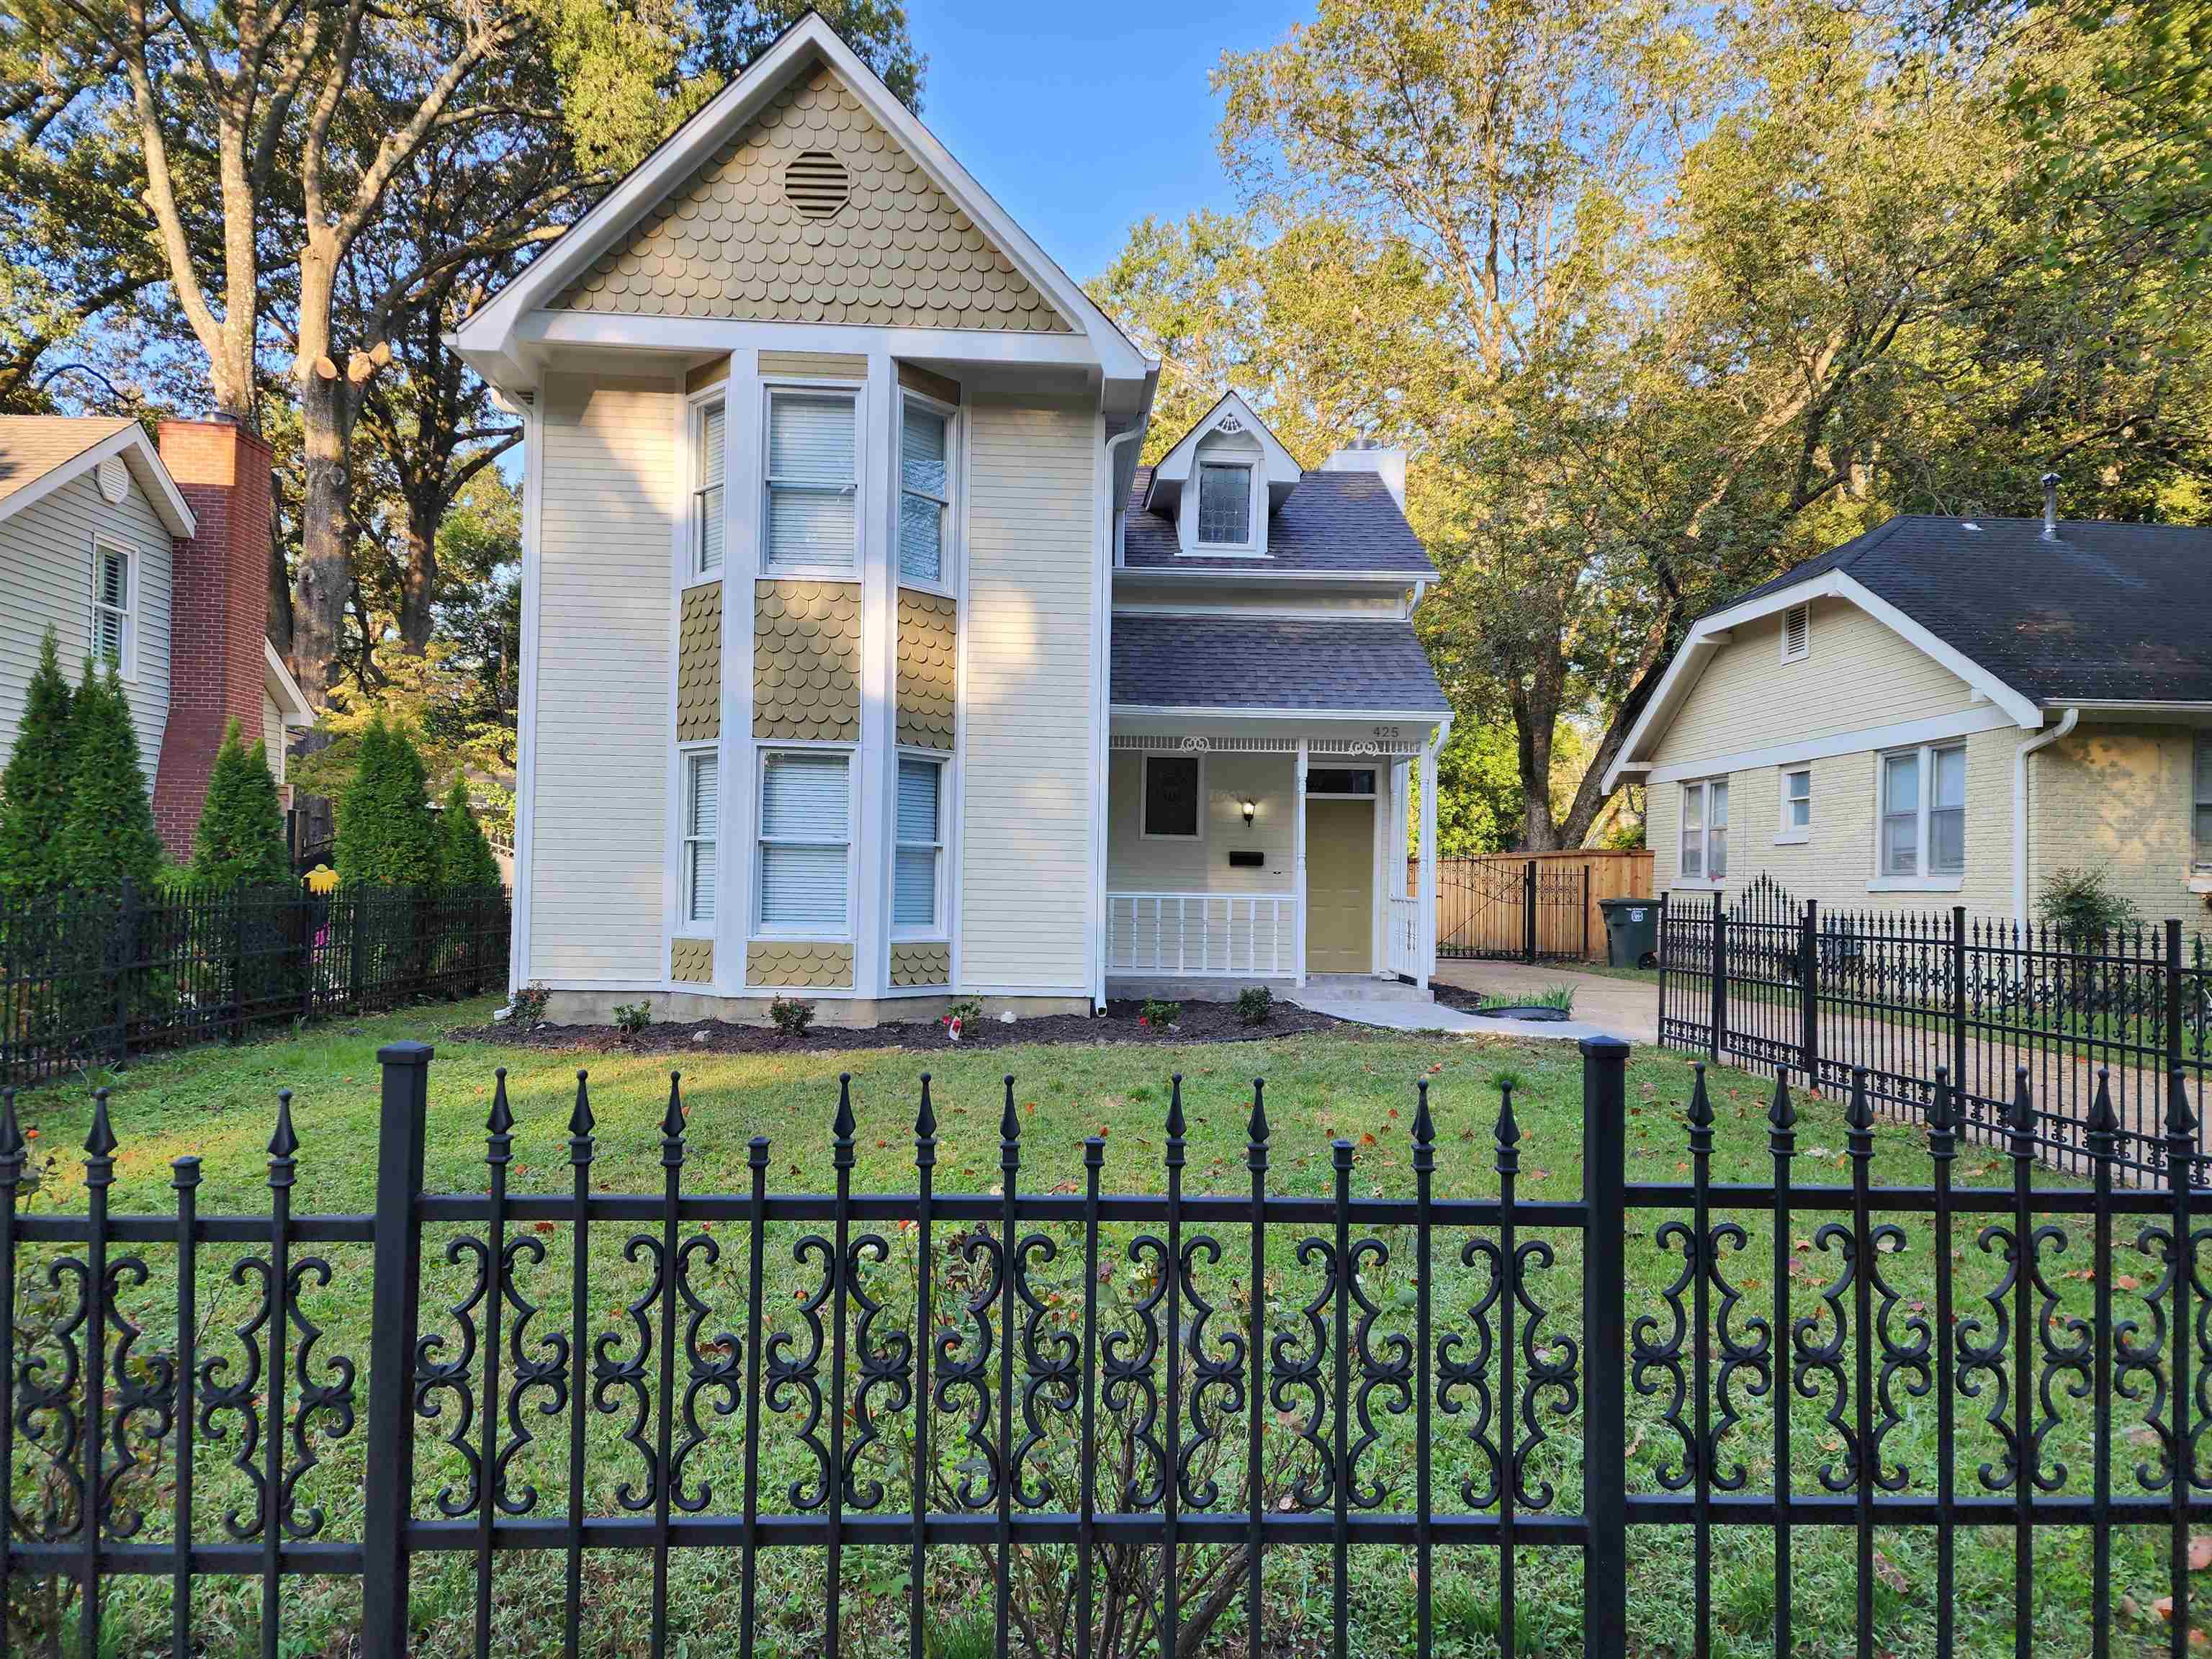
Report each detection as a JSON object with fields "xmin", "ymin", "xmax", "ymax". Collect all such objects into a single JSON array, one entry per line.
[
  {"xmin": 1123, "ymin": 466, "xmax": 1436, "ymax": 576},
  {"xmin": 1111, "ymin": 614, "xmax": 1449, "ymax": 714},
  {"xmin": 0, "ymin": 417, "xmax": 135, "ymax": 513},
  {"xmin": 1722, "ymin": 514, "xmax": 2212, "ymax": 705}
]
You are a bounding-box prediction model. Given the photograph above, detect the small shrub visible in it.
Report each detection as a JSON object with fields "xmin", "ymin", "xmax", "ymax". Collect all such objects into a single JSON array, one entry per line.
[
  {"xmin": 2037, "ymin": 865, "xmax": 2141, "ymax": 939},
  {"xmin": 945, "ymin": 998, "xmax": 983, "ymax": 1027},
  {"xmin": 0, "ymin": 629, "xmax": 75, "ymax": 896},
  {"xmin": 770, "ymin": 996, "xmax": 816, "ymax": 1038},
  {"xmin": 1236, "ymin": 984, "xmax": 1273, "ymax": 1026},
  {"xmin": 510, "ymin": 984, "xmax": 550, "ymax": 1024},
  {"xmin": 1141, "ymin": 998, "xmax": 1181, "ymax": 1028},
  {"xmin": 612, "ymin": 1000, "xmax": 653, "ymax": 1036},
  {"xmin": 1473, "ymin": 984, "xmax": 1576, "ymax": 1015},
  {"xmin": 191, "ymin": 718, "xmax": 290, "ymax": 888}
]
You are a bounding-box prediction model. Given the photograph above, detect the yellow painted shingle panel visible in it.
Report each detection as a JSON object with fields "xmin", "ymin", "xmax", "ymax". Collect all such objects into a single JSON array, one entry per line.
[
  {"xmin": 554, "ymin": 64, "xmax": 1069, "ymax": 333},
  {"xmin": 677, "ymin": 581, "xmax": 723, "ymax": 742},
  {"xmin": 896, "ymin": 589, "xmax": 957, "ymax": 750},
  {"xmin": 889, "ymin": 941, "xmax": 950, "ymax": 987},
  {"xmin": 670, "ymin": 940, "xmax": 715, "ymax": 983},
  {"xmin": 747, "ymin": 941, "xmax": 854, "ymax": 989},
  {"xmin": 753, "ymin": 580, "xmax": 860, "ymax": 741}
]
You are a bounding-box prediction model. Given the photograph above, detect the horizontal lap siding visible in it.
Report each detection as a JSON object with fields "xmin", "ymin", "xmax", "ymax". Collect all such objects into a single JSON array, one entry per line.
[
  {"xmin": 2031, "ymin": 724, "xmax": 2208, "ymax": 927},
  {"xmin": 529, "ymin": 374, "xmax": 675, "ymax": 981},
  {"xmin": 1107, "ymin": 750, "xmax": 1295, "ymax": 895},
  {"xmin": 961, "ymin": 398, "xmax": 1094, "ymax": 990},
  {"xmin": 0, "ymin": 472, "xmax": 174, "ymax": 779}
]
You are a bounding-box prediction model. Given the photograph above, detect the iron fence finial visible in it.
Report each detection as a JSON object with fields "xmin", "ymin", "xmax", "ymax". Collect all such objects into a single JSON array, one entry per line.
[{"xmin": 86, "ymin": 1086, "xmax": 117, "ymax": 1161}]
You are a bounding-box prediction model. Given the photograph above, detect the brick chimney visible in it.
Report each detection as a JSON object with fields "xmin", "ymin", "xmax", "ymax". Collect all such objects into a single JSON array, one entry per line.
[{"xmin": 152, "ymin": 419, "xmax": 278, "ymax": 860}]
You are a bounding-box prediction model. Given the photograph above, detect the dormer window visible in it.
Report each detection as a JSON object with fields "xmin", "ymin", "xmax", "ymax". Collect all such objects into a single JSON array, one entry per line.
[{"xmin": 1197, "ymin": 463, "xmax": 1253, "ymax": 545}]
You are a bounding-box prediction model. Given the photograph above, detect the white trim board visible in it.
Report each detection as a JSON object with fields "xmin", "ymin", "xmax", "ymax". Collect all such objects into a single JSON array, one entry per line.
[
  {"xmin": 1639, "ymin": 703, "xmax": 2020, "ymax": 786},
  {"xmin": 1603, "ymin": 567, "xmax": 2042, "ymax": 792},
  {"xmin": 0, "ymin": 420, "xmax": 196, "ymax": 539}
]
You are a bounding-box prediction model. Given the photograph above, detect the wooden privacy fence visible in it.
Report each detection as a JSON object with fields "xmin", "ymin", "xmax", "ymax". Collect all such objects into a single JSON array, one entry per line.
[{"xmin": 1415, "ymin": 849, "xmax": 1653, "ymax": 963}]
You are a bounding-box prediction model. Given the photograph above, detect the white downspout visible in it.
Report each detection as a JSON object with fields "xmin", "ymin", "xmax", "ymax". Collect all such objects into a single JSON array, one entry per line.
[
  {"xmin": 1419, "ymin": 713, "xmax": 1452, "ymax": 992},
  {"xmin": 1093, "ymin": 426, "xmax": 1146, "ymax": 1012},
  {"xmin": 2013, "ymin": 706, "xmax": 2078, "ymax": 927}
]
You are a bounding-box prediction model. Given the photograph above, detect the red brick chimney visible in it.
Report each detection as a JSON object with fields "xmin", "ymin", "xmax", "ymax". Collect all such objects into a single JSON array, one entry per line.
[{"xmin": 152, "ymin": 419, "xmax": 279, "ymax": 860}]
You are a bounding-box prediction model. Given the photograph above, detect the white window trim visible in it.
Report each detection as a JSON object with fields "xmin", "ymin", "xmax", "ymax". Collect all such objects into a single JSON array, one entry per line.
[
  {"xmin": 760, "ymin": 381, "xmax": 863, "ymax": 582},
  {"xmin": 1676, "ymin": 775, "xmax": 1729, "ymax": 890},
  {"xmin": 90, "ymin": 534, "xmax": 136, "ymax": 680},
  {"xmin": 1874, "ymin": 740, "xmax": 1967, "ymax": 889},
  {"xmin": 1776, "ymin": 766, "xmax": 1812, "ymax": 846},
  {"xmin": 1191, "ymin": 459, "xmax": 1261, "ymax": 555},
  {"xmin": 896, "ymin": 389, "xmax": 958, "ymax": 597},
  {"xmin": 1779, "ymin": 602, "xmax": 1810, "ymax": 665},
  {"xmin": 753, "ymin": 742, "xmax": 856, "ymax": 938},
  {"xmin": 688, "ymin": 392, "xmax": 727, "ymax": 583},
  {"xmin": 892, "ymin": 747, "xmax": 948, "ymax": 939},
  {"xmin": 677, "ymin": 745, "xmax": 719, "ymax": 935},
  {"xmin": 1306, "ymin": 765, "xmax": 1380, "ymax": 800},
  {"xmin": 1141, "ymin": 751, "xmax": 1206, "ymax": 842}
]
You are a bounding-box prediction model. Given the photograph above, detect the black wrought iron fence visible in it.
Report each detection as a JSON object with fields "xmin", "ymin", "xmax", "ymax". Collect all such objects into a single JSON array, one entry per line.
[
  {"xmin": 1659, "ymin": 876, "xmax": 2212, "ymax": 1178},
  {"xmin": 0, "ymin": 882, "xmax": 510, "ymax": 1087},
  {"xmin": 1436, "ymin": 858, "xmax": 1591, "ymax": 962},
  {"xmin": 6, "ymin": 1041, "xmax": 2212, "ymax": 1655}
]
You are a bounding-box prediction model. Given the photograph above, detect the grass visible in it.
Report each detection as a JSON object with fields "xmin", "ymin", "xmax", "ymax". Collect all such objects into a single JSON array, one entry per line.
[
  {"xmin": 1471, "ymin": 983, "xmax": 1578, "ymax": 1015},
  {"xmin": 0, "ymin": 994, "xmax": 2193, "ymax": 1655}
]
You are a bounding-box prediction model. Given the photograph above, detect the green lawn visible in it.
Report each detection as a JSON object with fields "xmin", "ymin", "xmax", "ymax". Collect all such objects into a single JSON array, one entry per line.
[{"xmin": 1, "ymin": 997, "xmax": 2188, "ymax": 1656}]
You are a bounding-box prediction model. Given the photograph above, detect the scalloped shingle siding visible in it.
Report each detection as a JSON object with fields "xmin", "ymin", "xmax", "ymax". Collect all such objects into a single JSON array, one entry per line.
[
  {"xmin": 896, "ymin": 589, "xmax": 956, "ymax": 750},
  {"xmin": 554, "ymin": 63, "xmax": 1069, "ymax": 333},
  {"xmin": 754, "ymin": 580, "xmax": 860, "ymax": 742},
  {"xmin": 677, "ymin": 581, "xmax": 722, "ymax": 741},
  {"xmin": 747, "ymin": 941, "xmax": 853, "ymax": 989},
  {"xmin": 889, "ymin": 941, "xmax": 949, "ymax": 987},
  {"xmin": 670, "ymin": 940, "xmax": 714, "ymax": 983}
]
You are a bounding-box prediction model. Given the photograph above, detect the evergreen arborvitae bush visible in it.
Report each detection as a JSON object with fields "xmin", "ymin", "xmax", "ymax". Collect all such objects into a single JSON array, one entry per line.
[
  {"xmin": 0, "ymin": 629, "xmax": 74, "ymax": 897},
  {"xmin": 191, "ymin": 719, "xmax": 290, "ymax": 889},
  {"xmin": 437, "ymin": 779, "xmax": 503, "ymax": 890},
  {"xmin": 58, "ymin": 661, "xmax": 162, "ymax": 893},
  {"xmin": 336, "ymin": 714, "xmax": 438, "ymax": 888},
  {"xmin": 334, "ymin": 714, "xmax": 392, "ymax": 886},
  {"xmin": 382, "ymin": 728, "xmax": 439, "ymax": 885}
]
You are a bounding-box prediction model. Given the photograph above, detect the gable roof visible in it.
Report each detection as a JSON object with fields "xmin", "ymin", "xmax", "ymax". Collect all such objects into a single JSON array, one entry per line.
[
  {"xmin": 1604, "ymin": 511, "xmax": 2212, "ymax": 791},
  {"xmin": 0, "ymin": 417, "xmax": 196, "ymax": 538},
  {"xmin": 1111, "ymin": 614, "xmax": 1449, "ymax": 716},
  {"xmin": 1141, "ymin": 390, "xmax": 1303, "ymax": 512},
  {"xmin": 449, "ymin": 13, "xmax": 1150, "ymax": 386},
  {"xmin": 1123, "ymin": 464, "xmax": 1436, "ymax": 577}
]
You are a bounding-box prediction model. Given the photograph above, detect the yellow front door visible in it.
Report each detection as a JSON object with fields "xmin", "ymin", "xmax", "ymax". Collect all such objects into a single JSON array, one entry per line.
[{"xmin": 1304, "ymin": 798, "xmax": 1374, "ymax": 974}]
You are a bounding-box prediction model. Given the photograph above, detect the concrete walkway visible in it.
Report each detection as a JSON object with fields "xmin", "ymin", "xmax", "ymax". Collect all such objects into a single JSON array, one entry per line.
[
  {"xmin": 1289, "ymin": 971, "xmax": 1635, "ymax": 1044},
  {"xmin": 1431, "ymin": 960, "xmax": 1659, "ymax": 1044}
]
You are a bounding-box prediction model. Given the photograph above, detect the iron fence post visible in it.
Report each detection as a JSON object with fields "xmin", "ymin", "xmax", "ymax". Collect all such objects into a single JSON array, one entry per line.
[
  {"xmin": 1709, "ymin": 900, "xmax": 1727, "ymax": 1065},
  {"xmin": 1581, "ymin": 1034, "xmax": 1630, "ymax": 1659},
  {"xmin": 111, "ymin": 878, "xmax": 136, "ymax": 1068},
  {"xmin": 2171, "ymin": 919, "xmax": 2191, "ymax": 1182},
  {"xmin": 1951, "ymin": 906, "xmax": 1969, "ymax": 1112},
  {"xmin": 362, "ymin": 1041, "xmax": 432, "ymax": 1657},
  {"xmin": 1799, "ymin": 899, "xmax": 1820, "ymax": 1089},
  {"xmin": 1523, "ymin": 860, "xmax": 1538, "ymax": 963},
  {"xmin": 1583, "ymin": 863, "xmax": 1593, "ymax": 961}
]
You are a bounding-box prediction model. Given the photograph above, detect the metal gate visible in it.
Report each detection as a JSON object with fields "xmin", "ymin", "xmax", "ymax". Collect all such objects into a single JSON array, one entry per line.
[{"xmin": 1436, "ymin": 858, "xmax": 1590, "ymax": 961}]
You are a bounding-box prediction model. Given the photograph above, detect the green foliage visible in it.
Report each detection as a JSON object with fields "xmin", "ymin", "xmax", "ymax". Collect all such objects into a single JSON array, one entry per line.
[
  {"xmin": 0, "ymin": 629, "xmax": 75, "ymax": 895},
  {"xmin": 2036, "ymin": 866, "xmax": 2142, "ymax": 938},
  {"xmin": 436, "ymin": 780, "xmax": 504, "ymax": 890},
  {"xmin": 57, "ymin": 660, "xmax": 162, "ymax": 892},
  {"xmin": 612, "ymin": 999, "xmax": 654, "ymax": 1036},
  {"xmin": 509, "ymin": 983, "xmax": 551, "ymax": 1024},
  {"xmin": 1236, "ymin": 984, "xmax": 1274, "ymax": 1026},
  {"xmin": 768, "ymin": 996, "xmax": 815, "ymax": 1038},
  {"xmin": 1140, "ymin": 999, "xmax": 1181, "ymax": 1028},
  {"xmin": 1473, "ymin": 984, "xmax": 1578, "ymax": 1015},
  {"xmin": 189, "ymin": 719, "xmax": 290, "ymax": 889},
  {"xmin": 335, "ymin": 716, "xmax": 439, "ymax": 888}
]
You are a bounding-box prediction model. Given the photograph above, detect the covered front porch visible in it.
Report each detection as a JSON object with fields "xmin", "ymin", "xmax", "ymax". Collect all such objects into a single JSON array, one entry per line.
[{"xmin": 1100, "ymin": 721, "xmax": 1443, "ymax": 994}]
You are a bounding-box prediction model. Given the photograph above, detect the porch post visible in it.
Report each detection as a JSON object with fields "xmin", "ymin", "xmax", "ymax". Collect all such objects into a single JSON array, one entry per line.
[
  {"xmin": 1294, "ymin": 739, "xmax": 1309, "ymax": 986},
  {"xmin": 1417, "ymin": 733, "xmax": 1439, "ymax": 991}
]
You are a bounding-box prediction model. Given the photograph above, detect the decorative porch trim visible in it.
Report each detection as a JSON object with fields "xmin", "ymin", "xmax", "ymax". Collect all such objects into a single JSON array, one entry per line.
[{"xmin": 1110, "ymin": 733, "xmax": 1425, "ymax": 757}]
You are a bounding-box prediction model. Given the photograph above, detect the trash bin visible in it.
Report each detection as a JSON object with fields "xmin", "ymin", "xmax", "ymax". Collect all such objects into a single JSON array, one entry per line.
[{"xmin": 1600, "ymin": 896, "xmax": 1660, "ymax": 969}]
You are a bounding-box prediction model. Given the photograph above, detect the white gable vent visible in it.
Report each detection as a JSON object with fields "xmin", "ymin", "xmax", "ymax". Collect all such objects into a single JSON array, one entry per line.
[
  {"xmin": 96, "ymin": 456, "xmax": 128, "ymax": 505},
  {"xmin": 783, "ymin": 150, "xmax": 852, "ymax": 219},
  {"xmin": 1780, "ymin": 602, "xmax": 1810, "ymax": 664}
]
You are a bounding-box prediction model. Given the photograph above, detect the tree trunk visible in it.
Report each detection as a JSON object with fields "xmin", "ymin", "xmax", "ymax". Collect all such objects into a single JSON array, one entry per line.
[
  {"xmin": 396, "ymin": 507, "xmax": 437, "ymax": 654},
  {"xmin": 293, "ymin": 368, "xmax": 359, "ymax": 698},
  {"xmin": 1511, "ymin": 647, "xmax": 1568, "ymax": 851}
]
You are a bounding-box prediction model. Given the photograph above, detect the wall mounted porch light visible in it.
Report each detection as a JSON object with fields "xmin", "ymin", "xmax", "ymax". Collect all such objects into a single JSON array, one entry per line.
[{"xmin": 1241, "ymin": 798, "xmax": 1257, "ymax": 826}]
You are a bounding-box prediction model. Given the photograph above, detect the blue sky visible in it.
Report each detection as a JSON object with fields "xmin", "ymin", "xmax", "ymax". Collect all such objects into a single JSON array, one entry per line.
[{"xmin": 908, "ymin": 0, "xmax": 1298, "ymax": 283}]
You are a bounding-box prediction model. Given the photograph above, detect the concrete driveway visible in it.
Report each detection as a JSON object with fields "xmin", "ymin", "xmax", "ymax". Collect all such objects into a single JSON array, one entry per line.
[{"xmin": 1431, "ymin": 960, "xmax": 1658, "ymax": 1045}]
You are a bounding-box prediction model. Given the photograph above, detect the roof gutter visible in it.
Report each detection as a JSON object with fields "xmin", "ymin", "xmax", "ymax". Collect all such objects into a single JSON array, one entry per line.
[{"xmin": 2013, "ymin": 705, "xmax": 2079, "ymax": 927}]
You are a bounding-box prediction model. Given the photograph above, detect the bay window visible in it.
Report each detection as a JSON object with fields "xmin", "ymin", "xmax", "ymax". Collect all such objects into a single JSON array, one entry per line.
[
  {"xmin": 894, "ymin": 755, "xmax": 945, "ymax": 933},
  {"xmin": 1680, "ymin": 778, "xmax": 1727, "ymax": 882},
  {"xmin": 757, "ymin": 750, "xmax": 850, "ymax": 932},
  {"xmin": 680, "ymin": 750, "xmax": 718, "ymax": 926},
  {"xmin": 764, "ymin": 390, "xmax": 858, "ymax": 574},
  {"xmin": 1879, "ymin": 742, "xmax": 1966, "ymax": 880},
  {"xmin": 693, "ymin": 401, "xmax": 725, "ymax": 575},
  {"xmin": 899, "ymin": 397, "xmax": 952, "ymax": 587}
]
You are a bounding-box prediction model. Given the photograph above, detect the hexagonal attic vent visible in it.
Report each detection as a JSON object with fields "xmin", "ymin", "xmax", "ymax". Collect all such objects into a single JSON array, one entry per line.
[{"xmin": 783, "ymin": 150, "xmax": 852, "ymax": 219}]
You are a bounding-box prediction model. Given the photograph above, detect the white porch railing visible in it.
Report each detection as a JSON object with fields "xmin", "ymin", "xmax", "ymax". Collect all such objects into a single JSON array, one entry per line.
[
  {"xmin": 1387, "ymin": 894, "xmax": 1423, "ymax": 980},
  {"xmin": 1107, "ymin": 892, "xmax": 1298, "ymax": 977}
]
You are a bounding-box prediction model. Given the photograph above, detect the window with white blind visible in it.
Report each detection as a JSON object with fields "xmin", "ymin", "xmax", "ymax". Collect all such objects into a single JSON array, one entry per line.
[
  {"xmin": 1196, "ymin": 462, "xmax": 1253, "ymax": 546},
  {"xmin": 693, "ymin": 402, "xmax": 725, "ymax": 575},
  {"xmin": 91, "ymin": 539, "xmax": 131, "ymax": 676},
  {"xmin": 899, "ymin": 397, "xmax": 952, "ymax": 588},
  {"xmin": 1879, "ymin": 742, "xmax": 1966, "ymax": 881},
  {"xmin": 681, "ymin": 750, "xmax": 718, "ymax": 926},
  {"xmin": 2193, "ymin": 732, "xmax": 2211, "ymax": 871},
  {"xmin": 764, "ymin": 390, "xmax": 858, "ymax": 574},
  {"xmin": 757, "ymin": 750, "xmax": 850, "ymax": 932},
  {"xmin": 894, "ymin": 755, "xmax": 945, "ymax": 933},
  {"xmin": 1680, "ymin": 777, "xmax": 1727, "ymax": 882}
]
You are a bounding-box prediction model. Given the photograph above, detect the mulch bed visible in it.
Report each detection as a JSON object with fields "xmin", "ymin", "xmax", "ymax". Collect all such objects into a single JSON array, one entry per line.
[{"xmin": 454, "ymin": 997, "xmax": 1363, "ymax": 1056}]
